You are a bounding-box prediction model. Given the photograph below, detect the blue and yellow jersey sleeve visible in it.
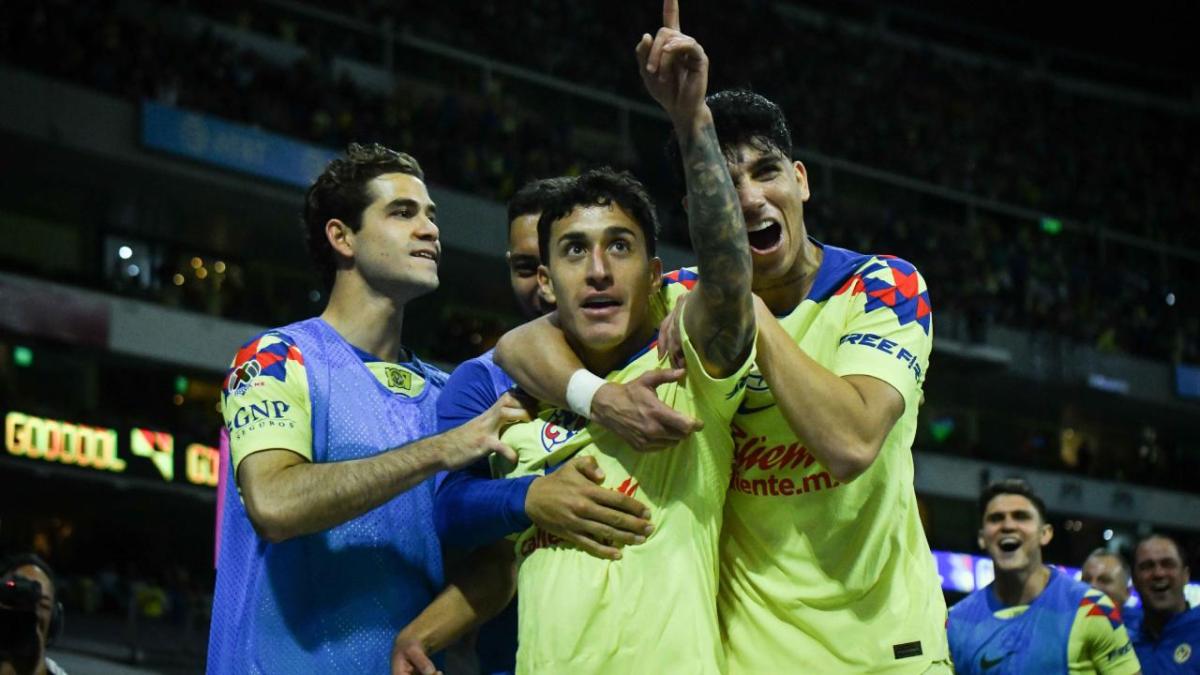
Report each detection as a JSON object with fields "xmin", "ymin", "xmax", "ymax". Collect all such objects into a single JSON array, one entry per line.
[
  {"xmin": 657, "ymin": 267, "xmax": 697, "ymax": 316},
  {"xmin": 1070, "ymin": 589, "xmax": 1141, "ymax": 675},
  {"xmin": 830, "ymin": 255, "xmax": 932, "ymax": 408},
  {"xmin": 221, "ymin": 332, "xmax": 313, "ymax": 473},
  {"xmin": 220, "ymin": 333, "xmax": 427, "ymax": 475}
]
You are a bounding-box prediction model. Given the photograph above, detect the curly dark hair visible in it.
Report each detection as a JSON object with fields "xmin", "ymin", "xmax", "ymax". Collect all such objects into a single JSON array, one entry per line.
[
  {"xmin": 536, "ymin": 168, "xmax": 659, "ymax": 265},
  {"xmin": 304, "ymin": 143, "xmax": 424, "ymax": 289},
  {"xmin": 978, "ymin": 478, "xmax": 1048, "ymax": 524},
  {"xmin": 665, "ymin": 89, "xmax": 794, "ymax": 191},
  {"xmin": 506, "ymin": 176, "xmax": 573, "ymax": 233}
]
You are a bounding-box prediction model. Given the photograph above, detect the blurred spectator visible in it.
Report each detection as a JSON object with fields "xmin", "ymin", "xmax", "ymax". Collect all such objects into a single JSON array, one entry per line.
[{"xmin": 1081, "ymin": 548, "xmax": 1133, "ymax": 608}]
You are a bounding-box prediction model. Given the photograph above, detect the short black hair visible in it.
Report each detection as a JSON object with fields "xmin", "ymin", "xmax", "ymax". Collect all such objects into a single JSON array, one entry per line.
[
  {"xmin": 1085, "ymin": 547, "xmax": 1131, "ymax": 579},
  {"xmin": 506, "ymin": 176, "xmax": 573, "ymax": 232},
  {"xmin": 536, "ymin": 168, "xmax": 659, "ymax": 265},
  {"xmin": 978, "ymin": 478, "xmax": 1048, "ymax": 524},
  {"xmin": 1134, "ymin": 533, "xmax": 1187, "ymax": 567},
  {"xmin": 1, "ymin": 552, "xmax": 57, "ymax": 597},
  {"xmin": 304, "ymin": 143, "xmax": 424, "ymax": 289},
  {"xmin": 666, "ymin": 89, "xmax": 794, "ymax": 190}
]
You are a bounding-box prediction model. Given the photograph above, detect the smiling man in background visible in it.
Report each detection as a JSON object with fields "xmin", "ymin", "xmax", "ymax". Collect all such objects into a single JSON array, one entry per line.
[
  {"xmin": 1129, "ymin": 534, "xmax": 1198, "ymax": 673},
  {"xmin": 948, "ymin": 479, "xmax": 1141, "ymax": 674}
]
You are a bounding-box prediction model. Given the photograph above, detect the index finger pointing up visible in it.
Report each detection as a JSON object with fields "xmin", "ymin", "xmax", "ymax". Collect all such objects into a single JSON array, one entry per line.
[{"xmin": 663, "ymin": 0, "xmax": 680, "ymax": 30}]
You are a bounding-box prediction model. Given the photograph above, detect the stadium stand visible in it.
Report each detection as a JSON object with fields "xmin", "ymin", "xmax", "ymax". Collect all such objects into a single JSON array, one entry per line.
[{"xmin": 1, "ymin": 1, "xmax": 1197, "ymax": 671}]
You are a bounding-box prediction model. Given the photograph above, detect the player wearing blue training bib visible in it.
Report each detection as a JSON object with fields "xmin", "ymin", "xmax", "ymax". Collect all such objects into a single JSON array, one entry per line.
[
  {"xmin": 948, "ymin": 480, "xmax": 1140, "ymax": 675},
  {"xmin": 208, "ymin": 144, "xmax": 528, "ymax": 674}
]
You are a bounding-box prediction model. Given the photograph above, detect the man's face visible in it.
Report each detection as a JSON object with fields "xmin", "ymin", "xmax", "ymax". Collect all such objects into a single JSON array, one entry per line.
[
  {"xmin": 1081, "ymin": 555, "xmax": 1130, "ymax": 607},
  {"xmin": 344, "ymin": 172, "xmax": 440, "ymax": 299},
  {"xmin": 538, "ymin": 203, "xmax": 661, "ymax": 356},
  {"xmin": 1133, "ymin": 537, "xmax": 1190, "ymax": 614},
  {"xmin": 507, "ymin": 213, "xmax": 553, "ymax": 319},
  {"xmin": 724, "ymin": 142, "xmax": 810, "ymax": 291},
  {"xmin": 979, "ymin": 494, "xmax": 1051, "ymax": 574}
]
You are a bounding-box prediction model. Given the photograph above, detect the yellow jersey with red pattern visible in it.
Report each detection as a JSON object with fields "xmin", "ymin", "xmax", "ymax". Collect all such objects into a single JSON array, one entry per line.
[
  {"xmin": 499, "ymin": 299, "xmax": 753, "ymax": 675},
  {"xmin": 719, "ymin": 241, "xmax": 949, "ymax": 673},
  {"xmin": 221, "ymin": 332, "xmax": 426, "ymax": 473},
  {"xmin": 1006, "ymin": 588, "xmax": 1138, "ymax": 674}
]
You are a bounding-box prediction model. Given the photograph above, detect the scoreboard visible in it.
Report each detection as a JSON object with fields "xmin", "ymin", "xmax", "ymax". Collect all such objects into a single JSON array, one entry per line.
[{"xmin": 4, "ymin": 410, "xmax": 220, "ymax": 489}]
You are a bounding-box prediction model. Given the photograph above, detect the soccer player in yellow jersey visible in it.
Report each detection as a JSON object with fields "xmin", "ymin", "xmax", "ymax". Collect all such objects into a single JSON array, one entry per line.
[
  {"xmin": 392, "ymin": 10, "xmax": 758, "ymax": 670},
  {"xmin": 494, "ymin": 3, "xmax": 950, "ymax": 673}
]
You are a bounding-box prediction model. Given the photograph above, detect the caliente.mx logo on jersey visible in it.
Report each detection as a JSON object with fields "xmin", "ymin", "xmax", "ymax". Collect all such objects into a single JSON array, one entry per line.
[{"xmin": 541, "ymin": 409, "xmax": 585, "ymax": 453}]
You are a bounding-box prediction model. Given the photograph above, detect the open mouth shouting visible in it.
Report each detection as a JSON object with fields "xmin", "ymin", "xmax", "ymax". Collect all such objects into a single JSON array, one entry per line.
[
  {"xmin": 997, "ymin": 537, "xmax": 1022, "ymax": 554},
  {"xmin": 746, "ymin": 218, "xmax": 784, "ymax": 254}
]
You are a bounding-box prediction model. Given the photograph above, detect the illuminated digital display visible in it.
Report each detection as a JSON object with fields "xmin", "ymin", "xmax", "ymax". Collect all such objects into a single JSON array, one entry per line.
[
  {"xmin": 186, "ymin": 443, "xmax": 220, "ymax": 487},
  {"xmin": 5, "ymin": 412, "xmax": 124, "ymax": 472},
  {"xmin": 131, "ymin": 428, "xmax": 175, "ymax": 481},
  {"xmin": 4, "ymin": 411, "xmax": 217, "ymax": 489}
]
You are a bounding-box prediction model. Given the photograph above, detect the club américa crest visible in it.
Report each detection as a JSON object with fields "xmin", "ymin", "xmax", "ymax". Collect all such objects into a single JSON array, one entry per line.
[{"xmin": 541, "ymin": 409, "xmax": 586, "ymax": 452}]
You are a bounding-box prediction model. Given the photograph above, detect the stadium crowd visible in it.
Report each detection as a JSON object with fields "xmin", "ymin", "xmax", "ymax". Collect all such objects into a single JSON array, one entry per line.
[
  {"xmin": 204, "ymin": 0, "xmax": 1200, "ymax": 250},
  {"xmin": 4, "ymin": 1, "xmax": 1195, "ymax": 367},
  {"xmin": 2, "ymin": 5, "xmax": 1198, "ymax": 673},
  {"xmin": 3, "ymin": 0, "xmax": 1195, "ymax": 365}
]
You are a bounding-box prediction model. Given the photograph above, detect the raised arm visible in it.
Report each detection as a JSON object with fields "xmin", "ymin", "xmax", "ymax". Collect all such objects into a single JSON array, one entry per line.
[
  {"xmin": 238, "ymin": 393, "xmax": 530, "ymax": 543},
  {"xmin": 494, "ymin": 315, "xmax": 703, "ymax": 452},
  {"xmin": 636, "ymin": 0, "xmax": 754, "ymax": 377}
]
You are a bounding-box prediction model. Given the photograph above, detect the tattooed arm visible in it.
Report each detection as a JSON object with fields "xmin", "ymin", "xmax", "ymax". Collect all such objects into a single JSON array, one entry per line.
[{"xmin": 635, "ymin": 0, "xmax": 754, "ymax": 377}]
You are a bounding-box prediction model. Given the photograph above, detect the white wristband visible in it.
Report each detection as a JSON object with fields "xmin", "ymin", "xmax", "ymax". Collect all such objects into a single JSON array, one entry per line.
[{"xmin": 566, "ymin": 369, "xmax": 606, "ymax": 418}]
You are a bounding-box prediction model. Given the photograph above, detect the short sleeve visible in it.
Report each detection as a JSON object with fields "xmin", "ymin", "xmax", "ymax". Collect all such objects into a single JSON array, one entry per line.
[
  {"xmin": 1076, "ymin": 591, "xmax": 1141, "ymax": 675},
  {"xmin": 221, "ymin": 333, "xmax": 313, "ymax": 474},
  {"xmin": 831, "ymin": 258, "xmax": 932, "ymax": 409},
  {"xmin": 678, "ymin": 298, "xmax": 755, "ymax": 422}
]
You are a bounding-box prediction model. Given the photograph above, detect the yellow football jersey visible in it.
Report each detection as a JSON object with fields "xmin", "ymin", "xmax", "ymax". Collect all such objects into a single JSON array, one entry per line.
[
  {"xmin": 718, "ymin": 243, "xmax": 949, "ymax": 673},
  {"xmin": 501, "ymin": 299, "xmax": 753, "ymax": 674}
]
